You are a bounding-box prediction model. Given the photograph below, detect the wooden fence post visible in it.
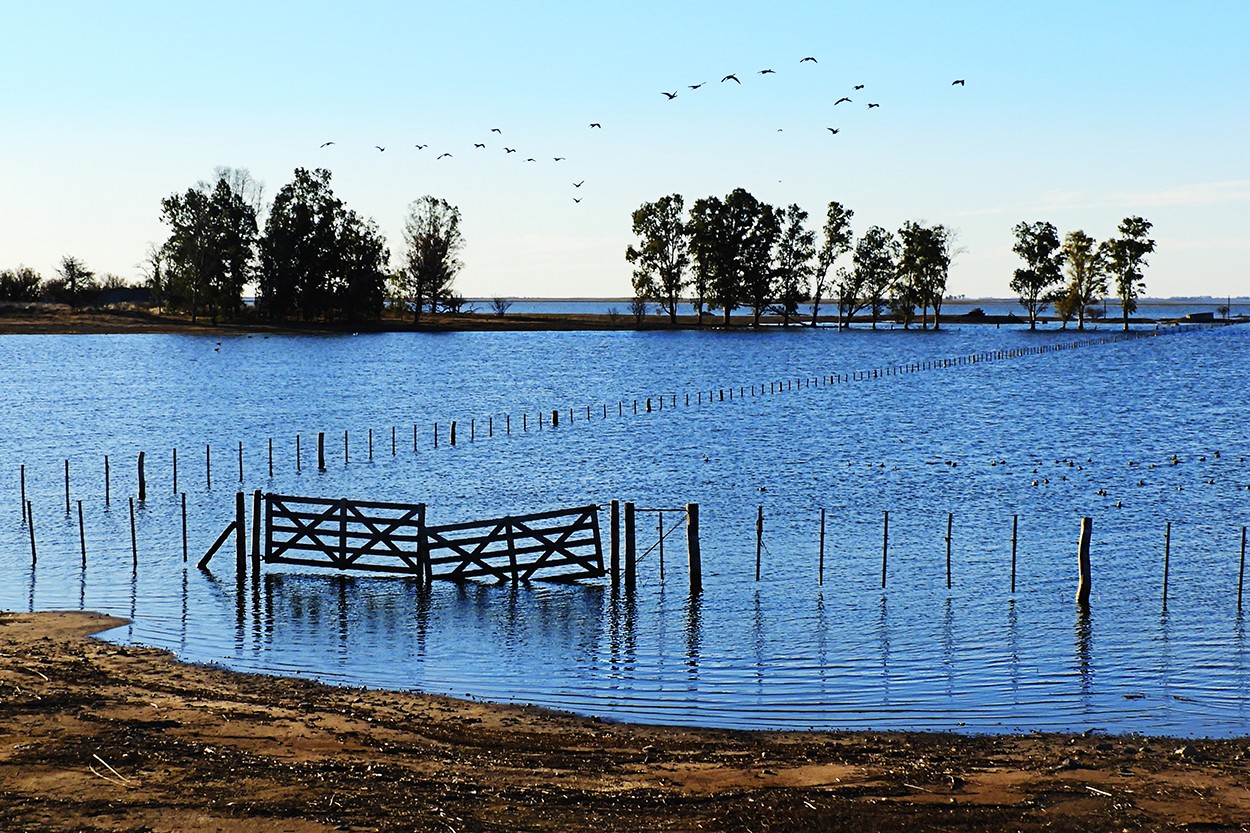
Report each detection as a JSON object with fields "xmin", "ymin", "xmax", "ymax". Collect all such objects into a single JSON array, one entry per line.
[
  {"xmin": 129, "ymin": 497, "xmax": 138, "ymax": 567},
  {"xmin": 552, "ymin": 409, "xmax": 559, "ymax": 427},
  {"xmin": 64, "ymin": 459, "xmax": 70, "ymax": 514},
  {"xmin": 235, "ymin": 491, "xmax": 246, "ymax": 575},
  {"xmin": 296, "ymin": 434, "xmax": 302, "ymax": 472},
  {"xmin": 610, "ymin": 500, "xmax": 620, "ymax": 586},
  {"xmin": 317, "ymin": 432, "xmax": 326, "ymax": 471},
  {"xmin": 881, "ymin": 510, "xmax": 889, "ymax": 588},
  {"xmin": 181, "ymin": 492, "xmax": 188, "ymax": 562},
  {"xmin": 1239, "ymin": 526, "xmax": 1247, "ymax": 611},
  {"xmin": 269, "ymin": 438, "xmax": 274, "ymax": 477},
  {"xmin": 686, "ymin": 503, "xmax": 701, "ymax": 593},
  {"xmin": 946, "ymin": 512, "xmax": 953, "ymax": 589},
  {"xmin": 27, "ymin": 501, "xmax": 36, "ymax": 565},
  {"xmin": 1076, "ymin": 517, "xmax": 1092, "ymax": 605},
  {"xmin": 344, "ymin": 430, "xmax": 349, "ymax": 463},
  {"xmin": 1011, "ymin": 514, "xmax": 1018, "ymax": 594},
  {"xmin": 755, "ymin": 505, "xmax": 763, "ymax": 581},
  {"xmin": 205, "ymin": 445, "xmax": 211, "ymax": 490},
  {"xmin": 251, "ymin": 489, "xmax": 262, "ymax": 569},
  {"xmin": 450, "ymin": 420, "xmax": 457, "ymax": 446},
  {"xmin": 238, "ymin": 441, "xmax": 244, "ymax": 483},
  {"xmin": 624, "ymin": 501, "xmax": 636, "ymax": 590},
  {"xmin": 105, "ymin": 455, "xmax": 111, "ymax": 504},
  {"xmin": 77, "ymin": 499, "xmax": 86, "ymax": 568},
  {"xmin": 138, "ymin": 451, "xmax": 146, "ymax": 502},
  {"xmin": 818, "ymin": 507, "xmax": 825, "ymax": 585},
  {"xmin": 1163, "ymin": 520, "xmax": 1171, "ymax": 608}
]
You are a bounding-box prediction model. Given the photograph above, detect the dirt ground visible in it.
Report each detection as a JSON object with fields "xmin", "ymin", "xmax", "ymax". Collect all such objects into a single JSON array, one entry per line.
[{"xmin": 2, "ymin": 611, "xmax": 1248, "ymax": 832}]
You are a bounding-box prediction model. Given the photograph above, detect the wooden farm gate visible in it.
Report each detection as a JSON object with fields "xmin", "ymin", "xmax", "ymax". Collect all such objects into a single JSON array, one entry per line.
[
  {"xmin": 263, "ymin": 494, "xmax": 604, "ymax": 583},
  {"xmin": 265, "ymin": 494, "xmax": 426, "ymax": 574},
  {"xmin": 422, "ymin": 504, "xmax": 605, "ymax": 582}
]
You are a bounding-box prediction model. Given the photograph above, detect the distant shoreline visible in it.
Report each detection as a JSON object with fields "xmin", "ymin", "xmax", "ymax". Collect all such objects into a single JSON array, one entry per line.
[{"xmin": 1, "ymin": 302, "xmax": 1241, "ymax": 336}]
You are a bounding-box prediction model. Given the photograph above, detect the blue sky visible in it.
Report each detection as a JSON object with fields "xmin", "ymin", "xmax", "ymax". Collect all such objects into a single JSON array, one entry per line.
[{"xmin": 2, "ymin": 1, "xmax": 1247, "ymax": 298}]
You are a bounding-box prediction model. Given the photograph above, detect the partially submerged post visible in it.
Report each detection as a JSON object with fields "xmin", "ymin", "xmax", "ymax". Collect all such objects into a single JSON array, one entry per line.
[
  {"xmin": 755, "ymin": 505, "xmax": 763, "ymax": 581},
  {"xmin": 610, "ymin": 500, "xmax": 620, "ymax": 586},
  {"xmin": 77, "ymin": 499, "xmax": 86, "ymax": 568},
  {"xmin": 1163, "ymin": 520, "xmax": 1171, "ymax": 609},
  {"xmin": 317, "ymin": 432, "xmax": 326, "ymax": 471},
  {"xmin": 1076, "ymin": 517, "xmax": 1092, "ymax": 606},
  {"xmin": 881, "ymin": 510, "xmax": 889, "ymax": 588},
  {"xmin": 686, "ymin": 503, "xmax": 701, "ymax": 594},
  {"xmin": 129, "ymin": 497, "xmax": 137, "ymax": 567},
  {"xmin": 624, "ymin": 501, "xmax": 636, "ymax": 590},
  {"xmin": 235, "ymin": 491, "xmax": 246, "ymax": 575},
  {"xmin": 251, "ymin": 489, "xmax": 262, "ymax": 569},
  {"xmin": 1240, "ymin": 526, "xmax": 1247, "ymax": 611},
  {"xmin": 818, "ymin": 507, "xmax": 825, "ymax": 585},
  {"xmin": 138, "ymin": 451, "xmax": 146, "ymax": 502}
]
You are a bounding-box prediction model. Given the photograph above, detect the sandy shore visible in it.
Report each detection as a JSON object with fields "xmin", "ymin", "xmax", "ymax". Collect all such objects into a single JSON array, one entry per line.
[{"xmin": 2, "ymin": 611, "xmax": 1247, "ymax": 831}]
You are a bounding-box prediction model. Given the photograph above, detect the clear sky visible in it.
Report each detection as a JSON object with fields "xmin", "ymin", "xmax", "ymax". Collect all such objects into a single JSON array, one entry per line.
[{"xmin": 2, "ymin": 1, "xmax": 1247, "ymax": 299}]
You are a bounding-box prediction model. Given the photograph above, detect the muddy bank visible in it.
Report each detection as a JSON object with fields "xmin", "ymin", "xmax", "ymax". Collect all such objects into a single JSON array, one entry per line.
[{"xmin": 1, "ymin": 611, "xmax": 1247, "ymax": 831}]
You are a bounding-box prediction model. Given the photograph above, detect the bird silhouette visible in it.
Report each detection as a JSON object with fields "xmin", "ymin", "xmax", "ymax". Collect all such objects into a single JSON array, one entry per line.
[
  {"xmin": 854, "ymin": 84, "xmax": 865, "ymax": 90},
  {"xmin": 437, "ymin": 153, "xmax": 452, "ymax": 159},
  {"xmin": 834, "ymin": 97, "xmax": 851, "ymax": 105},
  {"xmin": 573, "ymin": 197, "xmax": 582, "ymax": 203},
  {"xmin": 491, "ymin": 128, "xmax": 502, "ymax": 133},
  {"xmin": 553, "ymin": 157, "xmax": 565, "ymax": 161},
  {"xmin": 504, "ymin": 147, "xmax": 517, "ymax": 153},
  {"xmin": 952, "ymin": 79, "xmax": 965, "ymax": 86},
  {"xmin": 688, "ymin": 82, "xmax": 705, "ymax": 90},
  {"xmin": 589, "ymin": 122, "xmax": 601, "ymax": 128},
  {"xmin": 867, "ymin": 103, "xmax": 880, "ymax": 108},
  {"xmin": 375, "ymin": 146, "xmax": 385, "ymax": 151},
  {"xmin": 474, "ymin": 143, "xmax": 486, "ymax": 148},
  {"xmin": 319, "ymin": 141, "xmax": 335, "ymax": 148},
  {"xmin": 758, "ymin": 68, "xmax": 775, "ymax": 75},
  {"xmin": 414, "ymin": 144, "xmax": 428, "ymax": 149},
  {"xmin": 573, "ymin": 181, "xmax": 584, "ymax": 187},
  {"xmin": 800, "ymin": 56, "xmax": 817, "ymax": 63},
  {"xmin": 827, "ymin": 127, "xmax": 840, "ymax": 134},
  {"xmin": 526, "ymin": 157, "xmax": 536, "ymax": 162},
  {"xmin": 721, "ymin": 74, "xmax": 740, "ymax": 84},
  {"xmin": 662, "ymin": 91, "xmax": 678, "ymax": 99}
]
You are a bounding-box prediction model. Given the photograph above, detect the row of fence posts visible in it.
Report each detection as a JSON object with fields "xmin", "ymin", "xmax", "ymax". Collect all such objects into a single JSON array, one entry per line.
[
  {"xmin": 17, "ymin": 326, "xmax": 1202, "ymax": 514},
  {"xmin": 17, "ymin": 485, "xmax": 1247, "ymax": 612}
]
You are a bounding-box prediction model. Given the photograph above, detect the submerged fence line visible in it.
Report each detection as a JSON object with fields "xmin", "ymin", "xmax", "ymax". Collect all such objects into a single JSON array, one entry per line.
[{"xmin": 14, "ymin": 323, "xmax": 1227, "ymax": 515}]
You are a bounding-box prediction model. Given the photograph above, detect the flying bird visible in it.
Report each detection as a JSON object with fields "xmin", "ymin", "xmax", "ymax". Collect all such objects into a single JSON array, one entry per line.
[
  {"xmin": 688, "ymin": 82, "xmax": 705, "ymax": 90},
  {"xmin": 491, "ymin": 128, "xmax": 502, "ymax": 133},
  {"xmin": 867, "ymin": 102, "xmax": 880, "ymax": 108},
  {"xmin": 662, "ymin": 90, "xmax": 678, "ymax": 99},
  {"xmin": 437, "ymin": 153, "xmax": 452, "ymax": 159},
  {"xmin": 800, "ymin": 56, "xmax": 817, "ymax": 63},
  {"xmin": 504, "ymin": 147, "xmax": 517, "ymax": 153},
  {"xmin": 375, "ymin": 146, "xmax": 385, "ymax": 151},
  {"xmin": 589, "ymin": 122, "xmax": 601, "ymax": 128},
  {"xmin": 758, "ymin": 68, "xmax": 775, "ymax": 75},
  {"xmin": 414, "ymin": 144, "xmax": 428, "ymax": 149},
  {"xmin": 474, "ymin": 143, "xmax": 486, "ymax": 148},
  {"xmin": 834, "ymin": 97, "xmax": 851, "ymax": 105},
  {"xmin": 553, "ymin": 157, "xmax": 565, "ymax": 161},
  {"xmin": 827, "ymin": 127, "xmax": 840, "ymax": 134},
  {"xmin": 721, "ymin": 74, "xmax": 740, "ymax": 84},
  {"xmin": 526, "ymin": 157, "xmax": 536, "ymax": 162},
  {"xmin": 319, "ymin": 141, "xmax": 335, "ymax": 147},
  {"xmin": 853, "ymin": 84, "xmax": 865, "ymax": 90},
  {"xmin": 573, "ymin": 197, "xmax": 582, "ymax": 203},
  {"xmin": 573, "ymin": 180, "xmax": 584, "ymax": 187},
  {"xmin": 952, "ymin": 79, "xmax": 965, "ymax": 86}
]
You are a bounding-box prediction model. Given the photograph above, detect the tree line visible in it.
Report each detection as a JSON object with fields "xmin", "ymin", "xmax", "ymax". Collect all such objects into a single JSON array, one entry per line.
[
  {"xmin": 1010, "ymin": 217, "xmax": 1156, "ymax": 331},
  {"xmin": 626, "ymin": 190, "xmax": 957, "ymax": 329},
  {"xmin": 1, "ymin": 167, "xmax": 468, "ymax": 324}
]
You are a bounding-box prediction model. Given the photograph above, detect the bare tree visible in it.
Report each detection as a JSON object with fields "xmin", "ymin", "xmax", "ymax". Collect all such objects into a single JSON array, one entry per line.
[
  {"xmin": 490, "ymin": 297, "xmax": 513, "ymax": 316},
  {"xmin": 398, "ymin": 196, "xmax": 464, "ymax": 322}
]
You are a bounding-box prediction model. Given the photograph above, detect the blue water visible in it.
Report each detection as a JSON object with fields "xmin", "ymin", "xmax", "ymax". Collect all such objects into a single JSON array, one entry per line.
[{"xmin": 2, "ymin": 322, "xmax": 1248, "ymax": 736}]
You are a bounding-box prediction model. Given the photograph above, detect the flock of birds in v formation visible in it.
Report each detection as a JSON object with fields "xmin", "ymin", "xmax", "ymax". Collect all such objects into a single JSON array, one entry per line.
[{"xmin": 314, "ymin": 56, "xmax": 965, "ymax": 204}]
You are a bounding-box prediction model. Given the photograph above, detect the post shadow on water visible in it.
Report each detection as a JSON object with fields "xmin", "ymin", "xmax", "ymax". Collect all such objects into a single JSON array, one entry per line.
[{"xmin": 1074, "ymin": 602, "xmax": 1094, "ymax": 700}]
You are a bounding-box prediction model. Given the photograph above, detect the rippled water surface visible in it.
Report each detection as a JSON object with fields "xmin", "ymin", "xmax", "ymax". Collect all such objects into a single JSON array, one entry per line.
[{"xmin": 2, "ymin": 323, "xmax": 1248, "ymax": 736}]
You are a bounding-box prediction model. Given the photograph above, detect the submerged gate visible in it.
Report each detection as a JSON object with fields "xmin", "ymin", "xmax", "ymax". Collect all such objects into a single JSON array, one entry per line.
[{"xmin": 261, "ymin": 494, "xmax": 603, "ymax": 583}]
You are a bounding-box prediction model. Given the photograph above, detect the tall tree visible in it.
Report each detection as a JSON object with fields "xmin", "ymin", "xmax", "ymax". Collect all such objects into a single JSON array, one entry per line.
[
  {"xmin": 1106, "ymin": 216, "xmax": 1155, "ymax": 331},
  {"xmin": 897, "ymin": 222, "xmax": 953, "ymax": 329},
  {"xmin": 1059, "ymin": 230, "xmax": 1108, "ymax": 330},
  {"xmin": 52, "ymin": 255, "xmax": 97, "ymax": 308},
  {"xmin": 771, "ymin": 204, "xmax": 815, "ymax": 325},
  {"xmin": 852, "ymin": 226, "xmax": 899, "ymax": 330},
  {"xmin": 812, "ymin": 201, "xmax": 854, "ymax": 326},
  {"xmin": 398, "ymin": 196, "xmax": 464, "ymax": 322},
  {"xmin": 1009, "ymin": 220, "xmax": 1066, "ymax": 330},
  {"xmin": 259, "ymin": 168, "xmax": 388, "ymax": 322},
  {"xmin": 0, "ymin": 266, "xmax": 43, "ymax": 301},
  {"xmin": 159, "ymin": 177, "xmax": 258, "ymax": 323},
  {"xmin": 625, "ymin": 194, "xmax": 689, "ymax": 323},
  {"xmin": 687, "ymin": 189, "xmax": 778, "ymax": 326}
]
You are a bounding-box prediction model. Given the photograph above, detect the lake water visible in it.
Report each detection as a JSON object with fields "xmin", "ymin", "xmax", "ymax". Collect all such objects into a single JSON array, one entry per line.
[{"xmin": 2, "ymin": 322, "xmax": 1248, "ymax": 737}]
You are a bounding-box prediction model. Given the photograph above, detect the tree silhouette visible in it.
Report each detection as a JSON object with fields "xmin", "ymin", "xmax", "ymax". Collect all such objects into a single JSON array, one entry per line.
[
  {"xmin": 625, "ymin": 194, "xmax": 689, "ymax": 324},
  {"xmin": 814, "ymin": 201, "xmax": 854, "ymax": 326},
  {"xmin": 398, "ymin": 196, "xmax": 464, "ymax": 321},
  {"xmin": 1106, "ymin": 216, "xmax": 1155, "ymax": 331},
  {"xmin": 1058, "ymin": 230, "xmax": 1108, "ymax": 331},
  {"xmin": 771, "ymin": 204, "xmax": 815, "ymax": 326},
  {"xmin": 1010, "ymin": 220, "xmax": 1065, "ymax": 330}
]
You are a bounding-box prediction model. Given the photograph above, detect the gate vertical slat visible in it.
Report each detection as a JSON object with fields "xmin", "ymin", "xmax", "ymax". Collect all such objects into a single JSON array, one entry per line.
[
  {"xmin": 505, "ymin": 516, "xmax": 519, "ymax": 583},
  {"xmin": 338, "ymin": 498, "xmax": 348, "ymax": 569}
]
